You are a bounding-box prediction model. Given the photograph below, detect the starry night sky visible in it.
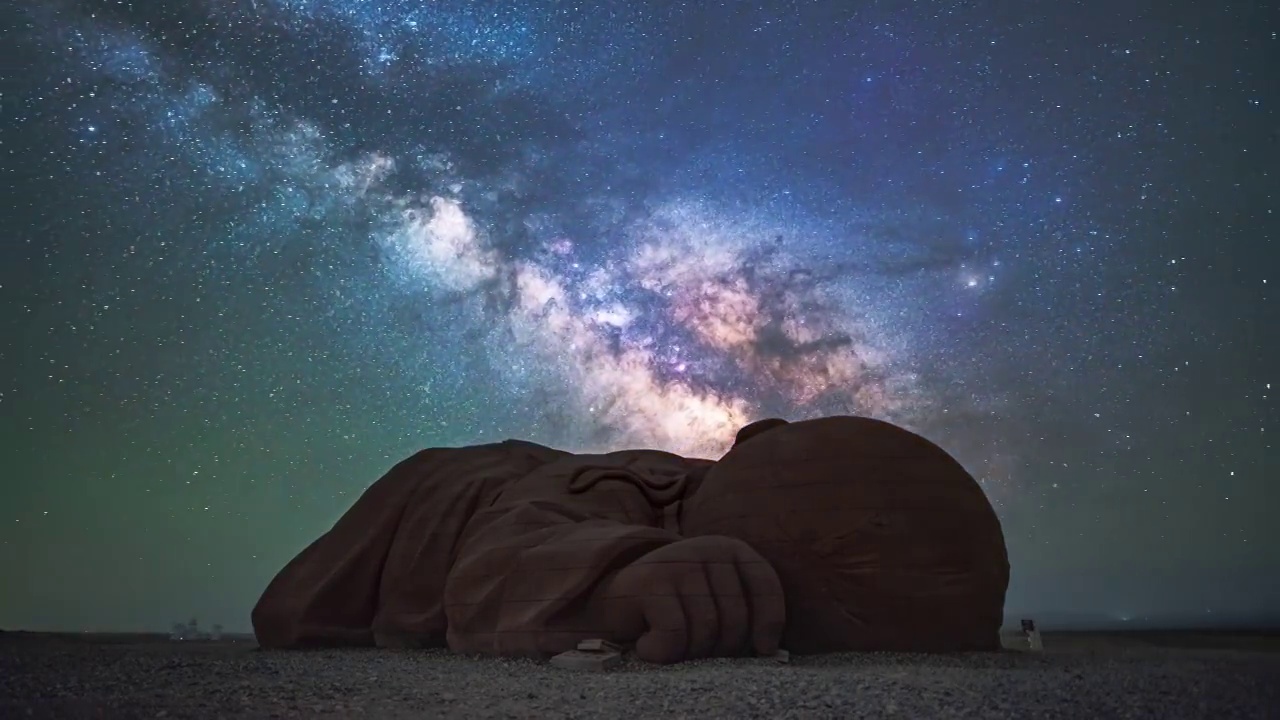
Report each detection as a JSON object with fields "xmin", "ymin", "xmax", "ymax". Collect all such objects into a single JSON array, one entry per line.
[{"xmin": 2, "ymin": 0, "xmax": 1276, "ymax": 633}]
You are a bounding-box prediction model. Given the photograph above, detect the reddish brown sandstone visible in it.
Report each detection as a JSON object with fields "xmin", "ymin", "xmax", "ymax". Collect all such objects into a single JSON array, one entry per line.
[{"xmin": 252, "ymin": 416, "xmax": 1009, "ymax": 662}]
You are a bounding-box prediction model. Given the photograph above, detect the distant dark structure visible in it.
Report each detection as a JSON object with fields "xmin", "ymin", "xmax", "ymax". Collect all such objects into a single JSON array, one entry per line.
[{"xmin": 252, "ymin": 416, "xmax": 1009, "ymax": 662}]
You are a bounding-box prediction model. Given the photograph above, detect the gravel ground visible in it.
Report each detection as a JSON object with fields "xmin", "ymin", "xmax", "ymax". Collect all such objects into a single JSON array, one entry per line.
[{"xmin": 2, "ymin": 631, "xmax": 1278, "ymax": 719}]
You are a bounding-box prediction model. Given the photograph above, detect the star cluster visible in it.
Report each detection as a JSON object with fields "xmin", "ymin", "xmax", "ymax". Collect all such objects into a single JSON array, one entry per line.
[{"xmin": 1, "ymin": 0, "xmax": 1275, "ymax": 632}]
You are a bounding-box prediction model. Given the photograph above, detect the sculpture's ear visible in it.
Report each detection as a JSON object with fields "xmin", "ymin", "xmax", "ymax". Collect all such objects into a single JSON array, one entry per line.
[{"xmin": 733, "ymin": 418, "xmax": 790, "ymax": 448}]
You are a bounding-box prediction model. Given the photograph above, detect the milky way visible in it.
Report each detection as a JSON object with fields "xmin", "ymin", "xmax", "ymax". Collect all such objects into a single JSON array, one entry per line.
[
  {"xmin": 27, "ymin": 0, "xmax": 945, "ymax": 459},
  {"xmin": 2, "ymin": 0, "xmax": 1276, "ymax": 631}
]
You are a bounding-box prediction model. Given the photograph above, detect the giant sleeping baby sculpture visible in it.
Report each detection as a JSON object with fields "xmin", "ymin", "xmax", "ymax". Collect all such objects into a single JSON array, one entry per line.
[{"xmin": 251, "ymin": 416, "xmax": 1011, "ymax": 663}]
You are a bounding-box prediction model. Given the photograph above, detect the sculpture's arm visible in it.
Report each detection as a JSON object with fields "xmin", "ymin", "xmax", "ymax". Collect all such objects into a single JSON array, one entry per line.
[{"xmin": 442, "ymin": 501, "xmax": 680, "ymax": 658}]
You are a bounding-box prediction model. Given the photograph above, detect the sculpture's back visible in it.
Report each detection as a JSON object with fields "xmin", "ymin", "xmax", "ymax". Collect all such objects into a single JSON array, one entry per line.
[
  {"xmin": 251, "ymin": 440, "xmax": 569, "ymax": 650},
  {"xmin": 682, "ymin": 415, "xmax": 1010, "ymax": 653}
]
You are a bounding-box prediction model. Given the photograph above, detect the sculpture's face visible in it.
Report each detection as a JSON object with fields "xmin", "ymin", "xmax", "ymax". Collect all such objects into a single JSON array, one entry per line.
[{"xmin": 681, "ymin": 415, "xmax": 1011, "ymax": 653}]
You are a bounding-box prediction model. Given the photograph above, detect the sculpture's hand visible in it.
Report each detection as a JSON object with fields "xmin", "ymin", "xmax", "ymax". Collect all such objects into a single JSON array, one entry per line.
[{"xmin": 600, "ymin": 535, "xmax": 785, "ymax": 663}]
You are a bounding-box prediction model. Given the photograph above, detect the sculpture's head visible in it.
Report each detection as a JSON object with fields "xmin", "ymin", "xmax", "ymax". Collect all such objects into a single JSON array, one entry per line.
[
  {"xmin": 682, "ymin": 415, "xmax": 1010, "ymax": 653},
  {"xmin": 731, "ymin": 417, "xmax": 790, "ymax": 448}
]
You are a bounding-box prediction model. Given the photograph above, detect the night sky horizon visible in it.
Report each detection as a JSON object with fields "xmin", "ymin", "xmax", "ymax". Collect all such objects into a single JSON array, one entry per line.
[{"xmin": 2, "ymin": 0, "xmax": 1276, "ymax": 634}]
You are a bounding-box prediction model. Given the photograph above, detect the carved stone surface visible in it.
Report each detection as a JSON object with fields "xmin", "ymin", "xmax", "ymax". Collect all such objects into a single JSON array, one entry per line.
[{"xmin": 251, "ymin": 416, "xmax": 1010, "ymax": 663}]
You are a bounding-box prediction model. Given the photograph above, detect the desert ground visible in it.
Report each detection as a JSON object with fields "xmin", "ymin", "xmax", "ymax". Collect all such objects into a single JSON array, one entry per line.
[{"xmin": 2, "ymin": 629, "xmax": 1277, "ymax": 719}]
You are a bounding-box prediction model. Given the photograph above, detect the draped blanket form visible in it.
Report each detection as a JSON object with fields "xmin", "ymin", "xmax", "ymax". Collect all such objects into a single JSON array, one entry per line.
[{"xmin": 252, "ymin": 416, "xmax": 1011, "ymax": 663}]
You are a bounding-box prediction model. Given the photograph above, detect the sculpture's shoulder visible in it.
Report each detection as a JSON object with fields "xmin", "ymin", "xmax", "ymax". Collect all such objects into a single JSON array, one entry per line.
[
  {"xmin": 365, "ymin": 440, "xmax": 569, "ymax": 503},
  {"xmin": 497, "ymin": 438, "xmax": 571, "ymax": 463},
  {"xmin": 402, "ymin": 438, "xmax": 569, "ymax": 466}
]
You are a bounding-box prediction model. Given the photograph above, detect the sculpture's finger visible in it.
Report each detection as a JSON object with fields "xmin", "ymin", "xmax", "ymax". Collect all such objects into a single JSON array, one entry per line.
[
  {"xmin": 705, "ymin": 556, "xmax": 750, "ymax": 656},
  {"xmin": 634, "ymin": 592, "xmax": 688, "ymax": 664},
  {"xmin": 597, "ymin": 579, "xmax": 647, "ymax": 641},
  {"xmin": 737, "ymin": 553, "xmax": 786, "ymax": 656},
  {"xmin": 679, "ymin": 564, "xmax": 720, "ymax": 660}
]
